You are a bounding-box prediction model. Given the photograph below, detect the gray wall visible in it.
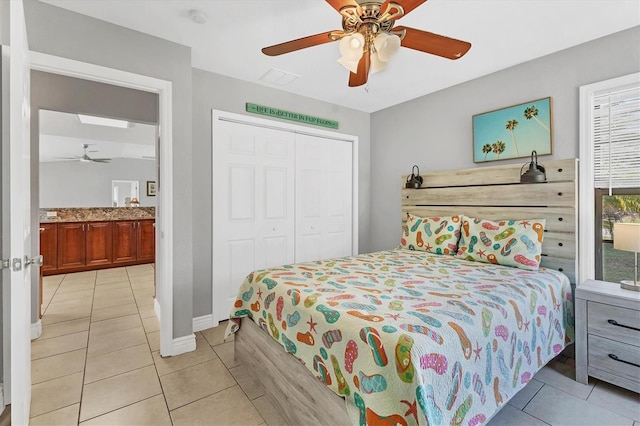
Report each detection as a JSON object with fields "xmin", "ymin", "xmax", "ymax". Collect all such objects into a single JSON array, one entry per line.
[
  {"xmin": 25, "ymin": 2, "xmax": 194, "ymax": 338},
  {"xmin": 369, "ymin": 26, "xmax": 640, "ymax": 252},
  {"xmin": 40, "ymin": 158, "xmax": 156, "ymax": 208},
  {"xmin": 191, "ymin": 69, "xmax": 371, "ymax": 317}
]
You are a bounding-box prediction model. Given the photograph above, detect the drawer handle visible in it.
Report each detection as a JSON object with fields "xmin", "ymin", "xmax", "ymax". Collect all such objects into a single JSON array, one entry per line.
[
  {"xmin": 607, "ymin": 319, "xmax": 640, "ymax": 332},
  {"xmin": 608, "ymin": 354, "xmax": 640, "ymax": 368}
]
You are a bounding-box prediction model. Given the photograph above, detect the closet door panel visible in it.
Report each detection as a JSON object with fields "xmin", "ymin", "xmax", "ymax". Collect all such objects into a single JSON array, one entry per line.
[
  {"xmin": 295, "ymin": 138, "xmax": 324, "ymax": 263},
  {"xmin": 324, "ymin": 139, "xmax": 353, "ymax": 259},
  {"xmin": 295, "ymin": 135, "xmax": 353, "ymax": 263},
  {"xmin": 229, "ymin": 165, "xmax": 255, "ymax": 220},
  {"xmin": 259, "ymin": 137, "xmax": 295, "ymax": 270},
  {"xmin": 264, "ymin": 236, "xmax": 289, "ymax": 268},
  {"xmin": 227, "ymin": 238, "xmax": 256, "ymax": 304},
  {"xmin": 213, "ymin": 119, "xmax": 294, "ymax": 322}
]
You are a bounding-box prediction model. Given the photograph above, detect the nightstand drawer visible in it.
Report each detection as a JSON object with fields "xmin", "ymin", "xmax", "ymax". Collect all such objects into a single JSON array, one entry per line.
[
  {"xmin": 587, "ymin": 301, "xmax": 640, "ymax": 346},
  {"xmin": 589, "ymin": 334, "xmax": 640, "ymax": 385}
]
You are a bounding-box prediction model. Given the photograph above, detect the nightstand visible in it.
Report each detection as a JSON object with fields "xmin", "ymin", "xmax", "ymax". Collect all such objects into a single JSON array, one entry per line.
[{"xmin": 575, "ymin": 279, "xmax": 640, "ymax": 393}]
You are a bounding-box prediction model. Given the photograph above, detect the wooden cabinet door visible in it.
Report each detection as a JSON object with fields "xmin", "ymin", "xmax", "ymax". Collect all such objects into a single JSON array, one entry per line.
[
  {"xmin": 112, "ymin": 221, "xmax": 137, "ymax": 264},
  {"xmin": 57, "ymin": 222, "xmax": 86, "ymax": 270},
  {"xmin": 39, "ymin": 223, "xmax": 58, "ymax": 274},
  {"xmin": 86, "ymin": 221, "xmax": 113, "ymax": 267},
  {"xmin": 136, "ymin": 220, "xmax": 155, "ymax": 263}
]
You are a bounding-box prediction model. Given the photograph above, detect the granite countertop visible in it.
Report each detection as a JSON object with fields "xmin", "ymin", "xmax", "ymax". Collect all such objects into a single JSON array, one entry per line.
[{"xmin": 40, "ymin": 207, "xmax": 155, "ymax": 223}]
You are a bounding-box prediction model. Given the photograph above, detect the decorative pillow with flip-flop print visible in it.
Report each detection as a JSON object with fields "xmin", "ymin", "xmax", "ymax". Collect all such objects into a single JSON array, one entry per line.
[
  {"xmin": 400, "ymin": 214, "xmax": 461, "ymax": 255},
  {"xmin": 455, "ymin": 215, "xmax": 546, "ymax": 270}
]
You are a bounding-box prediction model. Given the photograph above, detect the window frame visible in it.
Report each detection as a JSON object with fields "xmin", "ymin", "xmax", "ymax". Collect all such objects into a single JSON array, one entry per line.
[{"xmin": 579, "ymin": 72, "xmax": 640, "ymax": 284}]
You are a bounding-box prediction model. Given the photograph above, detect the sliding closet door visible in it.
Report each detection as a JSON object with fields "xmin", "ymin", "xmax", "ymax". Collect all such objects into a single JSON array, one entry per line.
[
  {"xmin": 295, "ymin": 134, "xmax": 353, "ymax": 263},
  {"xmin": 212, "ymin": 120, "xmax": 295, "ymax": 322}
]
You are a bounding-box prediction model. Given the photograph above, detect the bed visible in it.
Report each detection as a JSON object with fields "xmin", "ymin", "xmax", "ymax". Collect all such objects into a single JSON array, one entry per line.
[{"xmin": 227, "ymin": 158, "xmax": 578, "ymax": 425}]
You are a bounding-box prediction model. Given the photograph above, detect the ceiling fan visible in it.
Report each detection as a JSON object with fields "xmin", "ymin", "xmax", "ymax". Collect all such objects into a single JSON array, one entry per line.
[
  {"xmin": 56, "ymin": 144, "xmax": 111, "ymax": 163},
  {"xmin": 262, "ymin": 0, "xmax": 471, "ymax": 87}
]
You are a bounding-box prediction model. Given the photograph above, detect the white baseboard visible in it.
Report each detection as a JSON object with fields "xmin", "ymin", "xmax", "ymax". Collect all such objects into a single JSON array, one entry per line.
[
  {"xmin": 31, "ymin": 320, "xmax": 42, "ymax": 340},
  {"xmin": 192, "ymin": 314, "xmax": 217, "ymax": 332},
  {"xmin": 171, "ymin": 333, "xmax": 196, "ymax": 356},
  {"xmin": 154, "ymin": 297, "xmax": 196, "ymax": 356}
]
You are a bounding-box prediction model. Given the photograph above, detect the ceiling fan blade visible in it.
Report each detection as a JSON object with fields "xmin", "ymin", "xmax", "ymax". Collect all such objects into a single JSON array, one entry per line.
[
  {"xmin": 54, "ymin": 157, "xmax": 80, "ymax": 160},
  {"xmin": 262, "ymin": 31, "xmax": 339, "ymax": 56},
  {"xmin": 325, "ymin": 0, "xmax": 359, "ymax": 13},
  {"xmin": 348, "ymin": 52, "xmax": 370, "ymax": 87},
  {"xmin": 91, "ymin": 159, "xmax": 111, "ymax": 163},
  {"xmin": 381, "ymin": 0, "xmax": 427, "ymax": 18},
  {"xmin": 395, "ymin": 26, "xmax": 471, "ymax": 59}
]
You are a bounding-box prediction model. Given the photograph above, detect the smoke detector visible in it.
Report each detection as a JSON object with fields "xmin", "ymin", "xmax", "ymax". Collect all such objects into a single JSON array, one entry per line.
[{"xmin": 189, "ymin": 9, "xmax": 207, "ymax": 24}]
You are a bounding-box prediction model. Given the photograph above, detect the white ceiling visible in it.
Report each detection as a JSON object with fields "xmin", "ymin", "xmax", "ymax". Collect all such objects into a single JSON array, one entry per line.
[
  {"xmin": 41, "ymin": 0, "xmax": 640, "ymax": 113},
  {"xmin": 39, "ymin": 110, "xmax": 156, "ymax": 162}
]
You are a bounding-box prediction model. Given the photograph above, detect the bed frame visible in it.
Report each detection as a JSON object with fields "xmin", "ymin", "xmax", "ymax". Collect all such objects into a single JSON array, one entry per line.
[{"xmin": 235, "ymin": 158, "xmax": 578, "ymax": 425}]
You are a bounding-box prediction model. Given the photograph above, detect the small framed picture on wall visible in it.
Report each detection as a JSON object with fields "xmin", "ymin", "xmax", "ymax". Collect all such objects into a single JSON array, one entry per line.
[{"xmin": 146, "ymin": 181, "xmax": 156, "ymax": 196}]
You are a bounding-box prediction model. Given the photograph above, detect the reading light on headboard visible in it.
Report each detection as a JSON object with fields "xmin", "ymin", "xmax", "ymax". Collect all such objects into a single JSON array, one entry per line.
[
  {"xmin": 520, "ymin": 151, "xmax": 547, "ymax": 184},
  {"xmin": 405, "ymin": 165, "xmax": 423, "ymax": 189}
]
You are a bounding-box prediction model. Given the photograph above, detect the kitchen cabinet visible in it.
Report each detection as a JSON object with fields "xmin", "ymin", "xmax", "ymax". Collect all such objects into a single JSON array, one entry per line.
[
  {"xmin": 41, "ymin": 219, "xmax": 154, "ymax": 275},
  {"xmin": 86, "ymin": 221, "xmax": 113, "ymax": 267},
  {"xmin": 57, "ymin": 222, "xmax": 86, "ymax": 270},
  {"xmin": 57, "ymin": 221, "xmax": 112, "ymax": 272},
  {"xmin": 39, "ymin": 223, "xmax": 58, "ymax": 274},
  {"xmin": 137, "ymin": 219, "xmax": 156, "ymax": 263},
  {"xmin": 112, "ymin": 219, "xmax": 155, "ymax": 265}
]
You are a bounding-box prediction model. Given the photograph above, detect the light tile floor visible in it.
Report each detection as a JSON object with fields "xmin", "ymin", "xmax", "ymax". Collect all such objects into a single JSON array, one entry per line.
[{"xmin": 29, "ymin": 266, "xmax": 639, "ymax": 425}]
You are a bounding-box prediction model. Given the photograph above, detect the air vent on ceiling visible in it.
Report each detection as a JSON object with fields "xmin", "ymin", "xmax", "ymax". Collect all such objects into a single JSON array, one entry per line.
[{"xmin": 259, "ymin": 68, "xmax": 299, "ymax": 86}]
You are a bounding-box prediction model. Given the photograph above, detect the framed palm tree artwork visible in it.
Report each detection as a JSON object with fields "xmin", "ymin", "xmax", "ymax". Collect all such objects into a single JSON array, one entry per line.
[{"xmin": 472, "ymin": 97, "xmax": 552, "ymax": 163}]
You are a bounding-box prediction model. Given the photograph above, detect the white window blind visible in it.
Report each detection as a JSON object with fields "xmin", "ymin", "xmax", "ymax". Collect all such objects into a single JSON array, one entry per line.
[{"xmin": 593, "ymin": 85, "xmax": 640, "ymax": 190}]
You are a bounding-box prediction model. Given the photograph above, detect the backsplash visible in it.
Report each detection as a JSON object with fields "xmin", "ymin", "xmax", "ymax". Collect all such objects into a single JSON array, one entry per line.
[{"xmin": 40, "ymin": 207, "xmax": 155, "ymax": 223}]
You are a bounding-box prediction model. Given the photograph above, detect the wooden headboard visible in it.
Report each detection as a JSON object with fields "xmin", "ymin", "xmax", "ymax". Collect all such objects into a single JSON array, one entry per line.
[{"xmin": 402, "ymin": 158, "xmax": 578, "ymax": 285}]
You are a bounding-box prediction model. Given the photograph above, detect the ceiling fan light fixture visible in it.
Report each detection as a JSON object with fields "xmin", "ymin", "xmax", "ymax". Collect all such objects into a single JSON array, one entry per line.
[
  {"xmin": 370, "ymin": 52, "xmax": 387, "ymax": 74},
  {"xmin": 339, "ymin": 33, "xmax": 365, "ymax": 60},
  {"xmin": 374, "ymin": 32, "xmax": 401, "ymax": 62},
  {"xmin": 337, "ymin": 56, "xmax": 360, "ymax": 74}
]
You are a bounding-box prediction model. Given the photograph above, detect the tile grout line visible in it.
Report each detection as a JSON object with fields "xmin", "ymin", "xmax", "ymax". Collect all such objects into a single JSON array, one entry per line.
[
  {"xmin": 520, "ymin": 382, "xmax": 546, "ymax": 412},
  {"xmin": 76, "ymin": 271, "xmax": 97, "ymax": 425},
  {"xmin": 165, "ymin": 381, "xmax": 238, "ymax": 413},
  {"xmin": 29, "ymin": 272, "xmax": 95, "ymax": 422},
  {"xmin": 517, "ymin": 382, "xmax": 553, "ymax": 426},
  {"xmin": 127, "ymin": 265, "xmax": 176, "ymax": 425},
  {"xmin": 79, "ymin": 267, "xmax": 154, "ymax": 423}
]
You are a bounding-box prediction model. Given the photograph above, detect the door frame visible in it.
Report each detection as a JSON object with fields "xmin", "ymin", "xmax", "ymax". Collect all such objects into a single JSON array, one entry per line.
[
  {"xmin": 210, "ymin": 109, "xmax": 359, "ymax": 325},
  {"xmin": 29, "ymin": 52, "xmax": 175, "ymax": 356}
]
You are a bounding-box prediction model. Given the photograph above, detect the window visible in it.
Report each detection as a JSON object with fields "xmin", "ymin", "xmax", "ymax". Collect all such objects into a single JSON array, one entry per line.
[
  {"xmin": 594, "ymin": 189, "xmax": 640, "ymax": 282},
  {"xmin": 579, "ymin": 73, "xmax": 640, "ymax": 283}
]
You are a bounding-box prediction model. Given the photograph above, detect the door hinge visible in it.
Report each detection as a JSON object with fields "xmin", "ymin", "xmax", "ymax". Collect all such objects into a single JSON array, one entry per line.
[{"xmin": 0, "ymin": 259, "xmax": 9, "ymax": 270}]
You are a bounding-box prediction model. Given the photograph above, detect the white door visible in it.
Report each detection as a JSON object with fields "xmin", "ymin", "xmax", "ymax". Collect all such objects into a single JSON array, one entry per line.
[
  {"xmin": 1, "ymin": 0, "xmax": 32, "ymax": 423},
  {"xmin": 212, "ymin": 117, "xmax": 295, "ymax": 322},
  {"xmin": 295, "ymin": 134, "xmax": 353, "ymax": 263}
]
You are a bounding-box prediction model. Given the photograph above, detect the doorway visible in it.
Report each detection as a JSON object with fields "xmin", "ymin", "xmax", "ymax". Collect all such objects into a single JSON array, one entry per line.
[{"xmin": 30, "ymin": 52, "xmax": 176, "ymax": 357}]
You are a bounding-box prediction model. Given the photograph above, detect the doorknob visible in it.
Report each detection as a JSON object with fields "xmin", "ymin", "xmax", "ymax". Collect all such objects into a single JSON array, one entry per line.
[{"xmin": 25, "ymin": 255, "xmax": 44, "ymax": 267}]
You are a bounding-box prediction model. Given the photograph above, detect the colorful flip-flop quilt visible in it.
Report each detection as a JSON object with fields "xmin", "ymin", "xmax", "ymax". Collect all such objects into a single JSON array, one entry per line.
[{"xmin": 227, "ymin": 249, "xmax": 574, "ymax": 426}]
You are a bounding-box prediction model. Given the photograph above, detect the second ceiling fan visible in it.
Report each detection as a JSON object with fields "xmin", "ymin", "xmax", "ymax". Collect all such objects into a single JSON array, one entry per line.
[
  {"xmin": 56, "ymin": 144, "xmax": 111, "ymax": 163},
  {"xmin": 262, "ymin": 0, "xmax": 472, "ymax": 87}
]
